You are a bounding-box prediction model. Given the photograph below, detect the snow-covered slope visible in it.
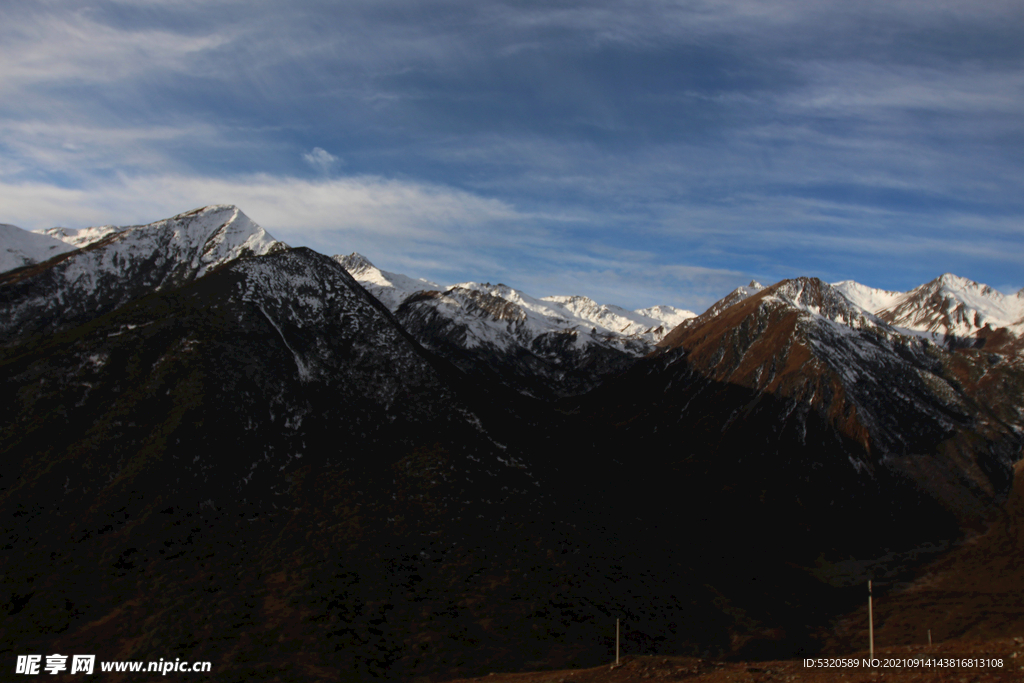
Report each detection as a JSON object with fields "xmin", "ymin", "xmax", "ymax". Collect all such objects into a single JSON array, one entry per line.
[
  {"xmin": 879, "ymin": 274, "xmax": 1024, "ymax": 339},
  {"xmin": 1, "ymin": 223, "xmax": 77, "ymax": 273},
  {"xmin": 335, "ymin": 253, "xmax": 695, "ymax": 398},
  {"xmin": 832, "ymin": 280, "xmax": 903, "ymax": 314},
  {"xmin": 33, "ymin": 225, "xmax": 126, "ymax": 249},
  {"xmin": 1, "ymin": 205, "xmax": 287, "ymax": 340},
  {"xmin": 540, "ymin": 294, "xmax": 694, "ymax": 343},
  {"xmin": 333, "ymin": 253, "xmax": 441, "ymax": 311},
  {"xmin": 336, "ymin": 253, "xmax": 694, "ymax": 345},
  {"xmin": 449, "ymin": 283, "xmax": 693, "ymax": 347},
  {"xmin": 637, "ymin": 304, "xmax": 696, "ymax": 330},
  {"xmin": 402, "ymin": 284, "xmax": 654, "ymax": 354}
]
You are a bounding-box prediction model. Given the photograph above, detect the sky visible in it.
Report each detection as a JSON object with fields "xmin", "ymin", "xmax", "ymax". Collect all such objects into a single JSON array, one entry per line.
[{"xmin": 1, "ymin": 1, "xmax": 1022, "ymax": 312}]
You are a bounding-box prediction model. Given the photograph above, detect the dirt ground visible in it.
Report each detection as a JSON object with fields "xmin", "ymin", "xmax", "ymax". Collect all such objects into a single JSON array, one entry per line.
[{"xmin": 444, "ymin": 637, "xmax": 1024, "ymax": 683}]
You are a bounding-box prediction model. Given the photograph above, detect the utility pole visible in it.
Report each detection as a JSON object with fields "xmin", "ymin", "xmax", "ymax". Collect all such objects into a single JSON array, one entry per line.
[{"xmin": 868, "ymin": 580, "xmax": 874, "ymax": 661}]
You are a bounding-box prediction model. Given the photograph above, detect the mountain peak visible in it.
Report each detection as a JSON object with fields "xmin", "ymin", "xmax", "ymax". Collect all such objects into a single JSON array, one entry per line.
[
  {"xmin": 932, "ymin": 272, "xmax": 977, "ymax": 290},
  {"xmin": 765, "ymin": 277, "xmax": 882, "ymax": 328},
  {"xmin": 832, "ymin": 280, "xmax": 903, "ymax": 314},
  {"xmin": 768, "ymin": 276, "xmax": 831, "ymax": 304},
  {"xmin": 173, "ymin": 204, "xmax": 241, "ymax": 219},
  {"xmin": 922, "ymin": 273, "xmax": 1002, "ymax": 299},
  {"xmin": 1, "ymin": 206, "xmax": 287, "ymax": 339},
  {"xmin": 334, "ymin": 252, "xmax": 376, "ymax": 275},
  {"xmin": 334, "ymin": 253, "xmax": 441, "ymax": 311},
  {"xmin": 34, "ymin": 224, "xmax": 122, "ymax": 249},
  {"xmin": 878, "ymin": 273, "xmax": 1022, "ymax": 339}
]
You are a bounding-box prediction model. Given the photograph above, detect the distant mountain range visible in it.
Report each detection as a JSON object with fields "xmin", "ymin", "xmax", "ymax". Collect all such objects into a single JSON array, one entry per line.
[
  {"xmin": 835, "ymin": 275, "xmax": 1024, "ymax": 345},
  {"xmin": 2, "ymin": 206, "xmax": 1021, "ymax": 681},
  {"xmin": 335, "ymin": 252, "xmax": 695, "ymax": 399}
]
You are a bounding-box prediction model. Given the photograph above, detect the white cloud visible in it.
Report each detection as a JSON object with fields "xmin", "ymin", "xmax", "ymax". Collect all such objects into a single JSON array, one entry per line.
[
  {"xmin": 302, "ymin": 147, "xmax": 340, "ymax": 174},
  {"xmin": 0, "ymin": 120, "xmax": 227, "ymax": 175}
]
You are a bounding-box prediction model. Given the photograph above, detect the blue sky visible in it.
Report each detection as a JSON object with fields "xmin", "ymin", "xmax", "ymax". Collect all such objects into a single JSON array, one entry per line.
[{"xmin": 2, "ymin": 0, "xmax": 1022, "ymax": 311}]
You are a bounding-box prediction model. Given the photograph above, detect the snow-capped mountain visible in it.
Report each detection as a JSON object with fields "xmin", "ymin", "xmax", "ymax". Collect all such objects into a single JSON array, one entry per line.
[
  {"xmin": 879, "ymin": 273, "xmax": 1024, "ymax": 339},
  {"xmin": 636, "ymin": 304, "xmax": 695, "ymax": 330},
  {"xmin": 644, "ymin": 276, "xmax": 1023, "ymax": 530},
  {"xmin": 0, "ymin": 223, "xmax": 77, "ymax": 273},
  {"xmin": 394, "ymin": 286, "xmax": 648, "ymax": 398},
  {"xmin": 336, "ymin": 253, "xmax": 695, "ymax": 398},
  {"xmin": 336, "ymin": 252, "xmax": 694, "ymax": 342},
  {"xmin": 835, "ymin": 274, "xmax": 1024, "ymax": 343},
  {"xmin": 0, "ymin": 205, "xmax": 286, "ymax": 341},
  {"xmin": 426, "ymin": 282, "xmax": 692, "ymax": 348},
  {"xmin": 766, "ymin": 277, "xmax": 895, "ymax": 336},
  {"xmin": 573, "ymin": 274, "xmax": 1024, "ymax": 612},
  {"xmin": 0, "ymin": 209, "xmax": 725, "ymax": 680}
]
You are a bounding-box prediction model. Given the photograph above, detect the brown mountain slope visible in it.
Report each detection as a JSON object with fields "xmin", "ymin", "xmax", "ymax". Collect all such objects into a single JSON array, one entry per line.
[
  {"xmin": 823, "ymin": 460, "xmax": 1024, "ymax": 654},
  {"xmin": 650, "ymin": 277, "xmax": 1022, "ymax": 527}
]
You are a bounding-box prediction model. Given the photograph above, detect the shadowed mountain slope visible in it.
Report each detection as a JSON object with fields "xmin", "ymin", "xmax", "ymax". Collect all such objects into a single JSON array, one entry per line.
[
  {"xmin": 563, "ymin": 277, "xmax": 1023, "ymax": 656},
  {"xmin": 2, "ymin": 207, "xmax": 1022, "ymax": 680},
  {"xmin": 0, "ymin": 245, "xmax": 779, "ymax": 680}
]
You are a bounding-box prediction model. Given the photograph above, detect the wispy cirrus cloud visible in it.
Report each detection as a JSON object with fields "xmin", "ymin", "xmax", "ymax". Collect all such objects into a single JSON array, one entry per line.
[
  {"xmin": 0, "ymin": 9, "xmax": 231, "ymax": 94},
  {"xmin": 781, "ymin": 61, "xmax": 1024, "ymax": 117},
  {"xmin": 0, "ymin": 173, "xmax": 517, "ymax": 238}
]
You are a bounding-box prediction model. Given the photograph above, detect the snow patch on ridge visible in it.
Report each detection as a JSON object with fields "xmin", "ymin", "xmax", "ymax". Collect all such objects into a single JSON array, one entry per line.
[{"xmin": 34, "ymin": 225, "xmax": 125, "ymax": 249}]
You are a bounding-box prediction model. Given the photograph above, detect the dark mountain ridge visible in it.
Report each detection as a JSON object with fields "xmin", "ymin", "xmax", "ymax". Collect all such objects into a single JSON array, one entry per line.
[{"xmin": 394, "ymin": 286, "xmax": 644, "ymax": 399}]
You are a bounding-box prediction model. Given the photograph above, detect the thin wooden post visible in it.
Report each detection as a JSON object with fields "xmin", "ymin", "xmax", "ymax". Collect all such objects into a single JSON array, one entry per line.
[
  {"xmin": 927, "ymin": 629, "xmax": 932, "ymax": 646},
  {"xmin": 868, "ymin": 580, "xmax": 874, "ymax": 661},
  {"xmin": 616, "ymin": 618, "xmax": 620, "ymax": 665}
]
